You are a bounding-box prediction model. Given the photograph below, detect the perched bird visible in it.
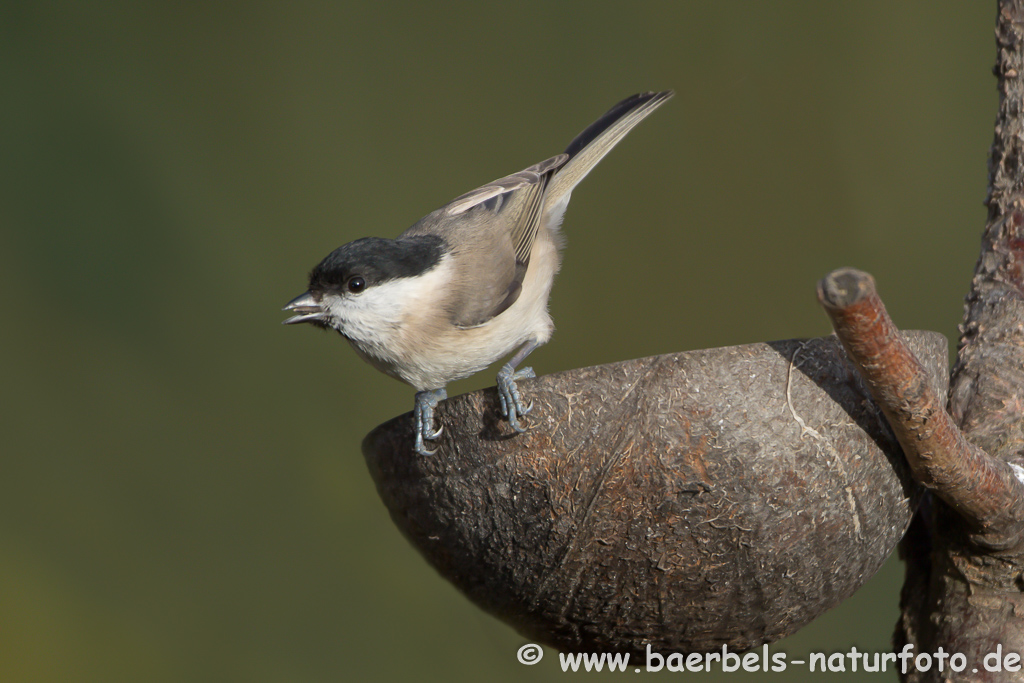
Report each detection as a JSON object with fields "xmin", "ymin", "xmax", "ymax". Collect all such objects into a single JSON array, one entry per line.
[{"xmin": 284, "ymin": 91, "xmax": 673, "ymax": 455}]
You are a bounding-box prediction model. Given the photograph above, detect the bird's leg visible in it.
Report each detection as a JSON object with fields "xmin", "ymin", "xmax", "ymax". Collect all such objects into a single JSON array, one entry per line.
[
  {"xmin": 413, "ymin": 388, "xmax": 447, "ymax": 456},
  {"xmin": 496, "ymin": 340, "xmax": 541, "ymax": 433}
]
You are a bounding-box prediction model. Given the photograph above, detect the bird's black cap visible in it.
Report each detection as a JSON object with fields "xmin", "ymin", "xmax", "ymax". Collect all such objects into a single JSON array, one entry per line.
[{"xmin": 308, "ymin": 235, "xmax": 446, "ymax": 292}]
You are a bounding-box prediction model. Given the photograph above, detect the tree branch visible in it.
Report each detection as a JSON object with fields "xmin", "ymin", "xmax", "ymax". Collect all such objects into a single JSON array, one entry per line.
[
  {"xmin": 819, "ymin": 268, "xmax": 1024, "ymax": 548},
  {"xmin": 953, "ymin": 1, "xmax": 1024, "ymax": 473}
]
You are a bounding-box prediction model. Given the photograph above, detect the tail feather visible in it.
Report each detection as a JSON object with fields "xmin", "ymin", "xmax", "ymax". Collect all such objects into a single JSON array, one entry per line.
[{"xmin": 546, "ymin": 90, "xmax": 673, "ymax": 210}]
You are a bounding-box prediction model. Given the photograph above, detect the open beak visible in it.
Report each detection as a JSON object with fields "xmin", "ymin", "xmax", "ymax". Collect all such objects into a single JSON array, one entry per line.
[{"xmin": 282, "ymin": 291, "xmax": 326, "ymax": 325}]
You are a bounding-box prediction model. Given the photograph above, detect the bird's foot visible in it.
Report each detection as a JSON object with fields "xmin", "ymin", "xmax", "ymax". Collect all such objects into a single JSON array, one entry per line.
[
  {"xmin": 496, "ymin": 365, "xmax": 535, "ymax": 433},
  {"xmin": 413, "ymin": 388, "xmax": 447, "ymax": 456}
]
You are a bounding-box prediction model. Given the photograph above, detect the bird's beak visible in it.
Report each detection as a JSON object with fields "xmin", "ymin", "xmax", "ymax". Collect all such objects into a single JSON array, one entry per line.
[{"xmin": 282, "ymin": 291, "xmax": 326, "ymax": 325}]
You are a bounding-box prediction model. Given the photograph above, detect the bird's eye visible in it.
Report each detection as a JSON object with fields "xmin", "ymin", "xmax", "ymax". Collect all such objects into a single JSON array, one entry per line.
[{"xmin": 347, "ymin": 276, "xmax": 365, "ymax": 293}]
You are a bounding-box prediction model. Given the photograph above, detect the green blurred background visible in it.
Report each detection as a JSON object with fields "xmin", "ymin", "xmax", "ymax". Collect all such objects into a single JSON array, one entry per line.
[{"xmin": 0, "ymin": 2, "xmax": 995, "ymax": 681}]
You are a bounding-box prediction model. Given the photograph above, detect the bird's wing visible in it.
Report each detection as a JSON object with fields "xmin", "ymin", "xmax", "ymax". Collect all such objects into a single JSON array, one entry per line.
[
  {"xmin": 405, "ymin": 153, "xmax": 567, "ymax": 328},
  {"xmin": 446, "ymin": 153, "xmax": 567, "ymax": 265}
]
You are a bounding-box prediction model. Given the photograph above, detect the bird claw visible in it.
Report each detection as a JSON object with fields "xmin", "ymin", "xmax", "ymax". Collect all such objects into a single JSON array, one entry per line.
[
  {"xmin": 414, "ymin": 440, "xmax": 438, "ymax": 457},
  {"xmin": 497, "ymin": 365, "xmax": 535, "ymax": 432},
  {"xmin": 413, "ymin": 388, "xmax": 447, "ymax": 456}
]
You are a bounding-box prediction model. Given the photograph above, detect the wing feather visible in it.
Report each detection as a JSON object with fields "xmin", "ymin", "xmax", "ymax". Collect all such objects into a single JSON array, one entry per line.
[{"xmin": 403, "ymin": 154, "xmax": 567, "ymax": 328}]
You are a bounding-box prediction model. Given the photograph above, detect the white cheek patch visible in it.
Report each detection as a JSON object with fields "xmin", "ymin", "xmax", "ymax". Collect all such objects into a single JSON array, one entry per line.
[{"xmin": 323, "ymin": 256, "xmax": 453, "ymax": 344}]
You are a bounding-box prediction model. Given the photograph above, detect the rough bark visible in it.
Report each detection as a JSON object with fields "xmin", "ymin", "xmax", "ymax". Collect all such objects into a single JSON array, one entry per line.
[{"xmin": 890, "ymin": 3, "xmax": 1024, "ymax": 681}]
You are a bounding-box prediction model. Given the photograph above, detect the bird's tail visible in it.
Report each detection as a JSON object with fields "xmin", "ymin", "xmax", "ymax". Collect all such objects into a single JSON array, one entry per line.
[{"xmin": 545, "ymin": 90, "xmax": 674, "ymax": 214}]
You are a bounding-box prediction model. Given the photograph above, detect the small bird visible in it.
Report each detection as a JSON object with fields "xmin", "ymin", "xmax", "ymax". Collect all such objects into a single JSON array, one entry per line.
[{"xmin": 284, "ymin": 91, "xmax": 673, "ymax": 455}]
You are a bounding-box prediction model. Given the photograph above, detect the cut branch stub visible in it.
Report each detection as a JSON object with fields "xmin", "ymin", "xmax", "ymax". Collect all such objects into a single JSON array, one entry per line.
[
  {"xmin": 819, "ymin": 267, "xmax": 1024, "ymax": 549},
  {"xmin": 363, "ymin": 333, "xmax": 947, "ymax": 656}
]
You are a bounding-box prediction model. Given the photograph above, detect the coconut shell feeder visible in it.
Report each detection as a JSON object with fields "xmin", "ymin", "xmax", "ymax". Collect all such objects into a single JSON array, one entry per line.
[{"xmin": 363, "ymin": 331, "xmax": 948, "ymax": 656}]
